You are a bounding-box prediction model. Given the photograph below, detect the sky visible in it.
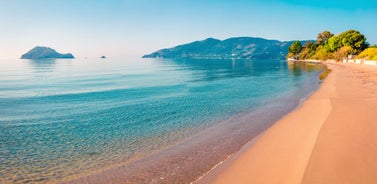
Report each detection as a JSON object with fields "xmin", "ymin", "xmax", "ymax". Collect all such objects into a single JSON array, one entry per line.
[{"xmin": 0, "ymin": 0, "xmax": 376, "ymax": 59}]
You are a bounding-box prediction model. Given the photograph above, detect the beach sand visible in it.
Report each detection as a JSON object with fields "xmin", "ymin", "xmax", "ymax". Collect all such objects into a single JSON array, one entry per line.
[{"xmin": 199, "ymin": 63, "xmax": 377, "ymax": 184}]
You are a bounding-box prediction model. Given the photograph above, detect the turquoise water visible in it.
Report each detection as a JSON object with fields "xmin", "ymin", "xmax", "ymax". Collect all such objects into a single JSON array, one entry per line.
[{"xmin": 0, "ymin": 58, "xmax": 323, "ymax": 183}]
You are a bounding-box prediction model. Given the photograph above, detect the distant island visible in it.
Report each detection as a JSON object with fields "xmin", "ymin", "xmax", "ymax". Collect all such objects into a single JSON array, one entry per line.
[
  {"xmin": 143, "ymin": 37, "xmax": 310, "ymax": 60},
  {"xmin": 21, "ymin": 46, "xmax": 74, "ymax": 59},
  {"xmin": 100, "ymin": 56, "xmax": 106, "ymax": 59}
]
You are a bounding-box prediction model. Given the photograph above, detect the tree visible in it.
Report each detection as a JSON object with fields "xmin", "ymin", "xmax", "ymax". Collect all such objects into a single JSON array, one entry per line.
[
  {"xmin": 299, "ymin": 41, "xmax": 317, "ymax": 60},
  {"xmin": 286, "ymin": 52, "xmax": 295, "ymax": 59},
  {"xmin": 337, "ymin": 30, "xmax": 368, "ymax": 53},
  {"xmin": 312, "ymin": 45, "xmax": 331, "ymax": 60},
  {"xmin": 316, "ymin": 31, "xmax": 334, "ymax": 45},
  {"xmin": 304, "ymin": 41, "xmax": 318, "ymax": 50},
  {"xmin": 285, "ymin": 30, "xmax": 370, "ymax": 60},
  {"xmin": 325, "ymin": 36, "xmax": 340, "ymax": 52},
  {"xmin": 333, "ymin": 46, "xmax": 352, "ymax": 61},
  {"xmin": 289, "ymin": 40, "xmax": 302, "ymax": 55}
]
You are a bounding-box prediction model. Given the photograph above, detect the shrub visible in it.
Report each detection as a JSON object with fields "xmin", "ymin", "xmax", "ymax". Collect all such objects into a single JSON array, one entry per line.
[
  {"xmin": 332, "ymin": 46, "xmax": 352, "ymax": 61},
  {"xmin": 312, "ymin": 46, "xmax": 332, "ymax": 60},
  {"xmin": 357, "ymin": 48, "xmax": 377, "ymax": 60}
]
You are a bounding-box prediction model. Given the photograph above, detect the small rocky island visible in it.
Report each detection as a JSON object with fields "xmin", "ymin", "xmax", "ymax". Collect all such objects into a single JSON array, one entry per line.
[
  {"xmin": 21, "ymin": 46, "xmax": 74, "ymax": 59},
  {"xmin": 100, "ymin": 56, "xmax": 106, "ymax": 59}
]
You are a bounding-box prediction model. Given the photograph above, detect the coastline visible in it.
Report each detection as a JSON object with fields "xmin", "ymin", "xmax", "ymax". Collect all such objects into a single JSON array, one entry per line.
[
  {"xmin": 1, "ymin": 59, "xmax": 323, "ymax": 184},
  {"xmin": 198, "ymin": 62, "xmax": 377, "ymax": 183},
  {"xmin": 60, "ymin": 62, "xmax": 323, "ymax": 184},
  {"xmin": 63, "ymin": 95, "xmax": 306, "ymax": 184}
]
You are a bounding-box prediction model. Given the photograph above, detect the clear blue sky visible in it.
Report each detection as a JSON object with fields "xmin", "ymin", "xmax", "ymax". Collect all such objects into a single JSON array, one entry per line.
[{"xmin": 0, "ymin": 0, "xmax": 376, "ymax": 59}]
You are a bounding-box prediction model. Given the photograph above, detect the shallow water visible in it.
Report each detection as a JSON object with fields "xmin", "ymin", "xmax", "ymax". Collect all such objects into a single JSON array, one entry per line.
[{"xmin": 0, "ymin": 58, "xmax": 323, "ymax": 183}]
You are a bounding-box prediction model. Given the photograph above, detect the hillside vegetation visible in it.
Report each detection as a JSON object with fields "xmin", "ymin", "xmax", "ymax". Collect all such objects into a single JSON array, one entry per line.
[
  {"xmin": 143, "ymin": 37, "xmax": 310, "ymax": 60},
  {"xmin": 287, "ymin": 30, "xmax": 377, "ymax": 61}
]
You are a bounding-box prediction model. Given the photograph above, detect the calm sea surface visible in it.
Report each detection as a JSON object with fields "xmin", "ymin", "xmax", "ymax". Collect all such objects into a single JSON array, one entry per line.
[{"xmin": 0, "ymin": 58, "xmax": 323, "ymax": 183}]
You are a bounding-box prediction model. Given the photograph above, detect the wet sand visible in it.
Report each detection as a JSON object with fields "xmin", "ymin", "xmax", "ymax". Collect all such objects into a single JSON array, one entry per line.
[{"xmin": 201, "ymin": 63, "xmax": 377, "ymax": 184}]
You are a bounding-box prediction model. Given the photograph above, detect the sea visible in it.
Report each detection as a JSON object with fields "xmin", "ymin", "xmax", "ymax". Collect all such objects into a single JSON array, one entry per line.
[{"xmin": 0, "ymin": 58, "xmax": 323, "ymax": 183}]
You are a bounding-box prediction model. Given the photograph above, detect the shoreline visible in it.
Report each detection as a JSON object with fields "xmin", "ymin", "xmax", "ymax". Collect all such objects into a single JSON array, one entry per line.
[
  {"xmin": 63, "ymin": 96, "xmax": 304, "ymax": 184},
  {"xmin": 1, "ymin": 59, "xmax": 323, "ymax": 184},
  {"xmin": 198, "ymin": 62, "xmax": 377, "ymax": 183},
  {"xmin": 62, "ymin": 63, "xmax": 322, "ymax": 184}
]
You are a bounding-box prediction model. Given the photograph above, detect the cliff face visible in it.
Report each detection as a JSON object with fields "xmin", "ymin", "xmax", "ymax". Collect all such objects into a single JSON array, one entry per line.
[
  {"xmin": 21, "ymin": 46, "xmax": 74, "ymax": 59},
  {"xmin": 143, "ymin": 37, "xmax": 310, "ymax": 60}
]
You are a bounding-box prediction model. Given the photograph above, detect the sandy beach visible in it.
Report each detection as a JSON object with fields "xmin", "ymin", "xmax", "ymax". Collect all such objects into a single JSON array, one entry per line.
[{"xmin": 199, "ymin": 62, "xmax": 377, "ymax": 184}]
